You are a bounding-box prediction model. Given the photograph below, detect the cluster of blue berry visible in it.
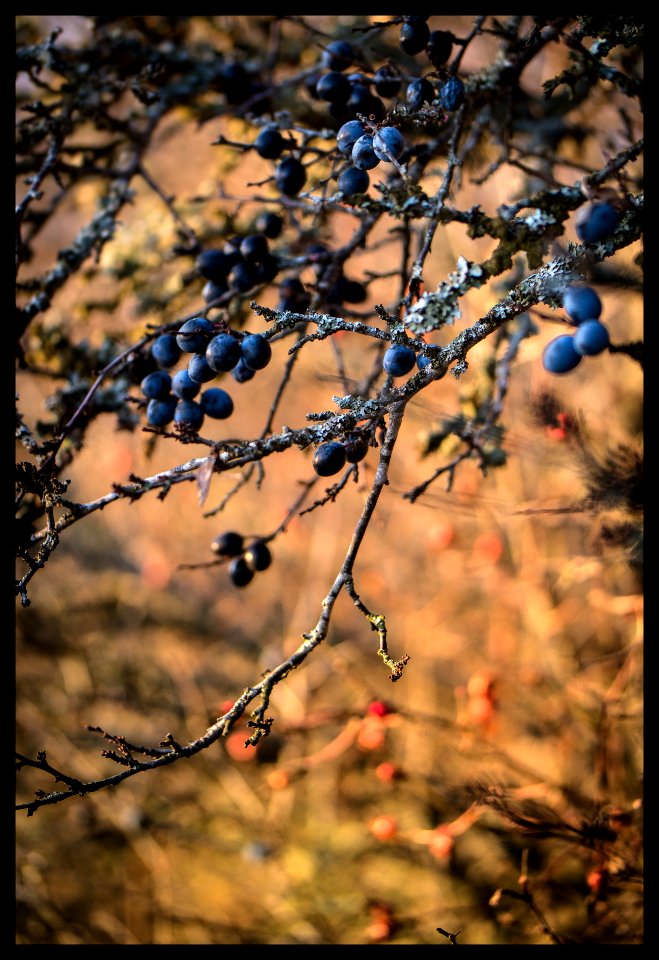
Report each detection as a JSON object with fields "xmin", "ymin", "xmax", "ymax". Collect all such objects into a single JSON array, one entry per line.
[
  {"xmin": 211, "ymin": 531, "xmax": 272, "ymax": 588},
  {"xmin": 542, "ymin": 285, "xmax": 610, "ymax": 374},
  {"xmin": 312, "ymin": 433, "xmax": 370, "ymax": 477},
  {"xmin": 142, "ymin": 321, "xmax": 271, "ymax": 430},
  {"xmin": 197, "ymin": 230, "xmax": 280, "ymax": 305}
]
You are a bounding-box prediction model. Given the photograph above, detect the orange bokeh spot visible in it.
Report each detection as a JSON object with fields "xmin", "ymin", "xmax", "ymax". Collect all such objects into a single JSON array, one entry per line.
[
  {"xmin": 225, "ymin": 731, "xmax": 257, "ymax": 762},
  {"xmin": 374, "ymin": 761, "xmax": 398, "ymax": 783},
  {"xmin": 357, "ymin": 717, "xmax": 386, "ymax": 752},
  {"xmin": 424, "ymin": 520, "xmax": 455, "ymax": 552},
  {"xmin": 265, "ymin": 768, "xmax": 290, "ymax": 790},
  {"xmin": 369, "ymin": 815, "xmax": 398, "ymax": 841},
  {"xmin": 428, "ymin": 829, "xmax": 454, "ymax": 860},
  {"xmin": 472, "ymin": 531, "xmax": 503, "ymax": 564}
]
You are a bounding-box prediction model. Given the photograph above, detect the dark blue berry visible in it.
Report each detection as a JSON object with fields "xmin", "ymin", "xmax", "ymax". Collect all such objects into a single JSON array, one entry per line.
[
  {"xmin": 174, "ymin": 399, "xmax": 204, "ymax": 430},
  {"xmin": 373, "ymin": 126, "xmax": 405, "ymax": 162},
  {"xmin": 316, "ymin": 71, "xmax": 352, "ymax": 104},
  {"xmin": 337, "ymin": 120, "xmax": 366, "ymax": 156},
  {"xmin": 347, "ymin": 86, "xmax": 385, "ymax": 120},
  {"xmin": 573, "ymin": 320, "xmax": 610, "ymax": 356},
  {"xmin": 321, "ymin": 40, "xmax": 356, "ymax": 72},
  {"xmin": 231, "ymin": 359, "xmax": 256, "ymax": 383},
  {"xmin": 254, "ymin": 124, "xmax": 285, "ymax": 159},
  {"xmin": 228, "ymin": 556, "xmax": 254, "ymax": 587},
  {"xmin": 406, "ymin": 78, "xmax": 435, "ymax": 110},
  {"xmin": 312, "ymin": 441, "xmax": 347, "ymax": 477},
  {"xmin": 256, "ymin": 253, "xmax": 280, "ymax": 284},
  {"xmin": 176, "ymin": 317, "xmax": 214, "ymax": 353},
  {"xmin": 240, "ymin": 233, "xmax": 269, "ymax": 263},
  {"xmin": 542, "ymin": 335, "xmax": 583, "ymax": 373},
  {"xmin": 206, "ymin": 333, "xmax": 241, "ymax": 373},
  {"xmin": 200, "ymin": 387, "xmax": 234, "ymax": 419},
  {"xmin": 146, "ymin": 396, "xmax": 177, "ymax": 427},
  {"xmin": 196, "ymin": 249, "xmax": 233, "ymax": 283},
  {"xmin": 171, "ymin": 368, "xmax": 201, "ymax": 400},
  {"xmin": 337, "ymin": 165, "xmax": 369, "ymax": 197},
  {"xmin": 576, "ymin": 201, "xmax": 620, "ymax": 243},
  {"xmin": 440, "ymin": 76, "xmax": 465, "ymax": 111},
  {"xmin": 202, "ymin": 279, "xmax": 229, "ymax": 305},
  {"xmin": 244, "ymin": 539, "xmax": 272, "ymax": 571},
  {"xmin": 187, "ymin": 353, "xmax": 217, "ymax": 384},
  {"xmin": 343, "ymin": 433, "xmax": 369, "ymax": 463},
  {"xmin": 255, "ymin": 211, "xmax": 284, "ymax": 238},
  {"xmin": 274, "ymin": 156, "xmax": 307, "ymax": 196},
  {"xmin": 417, "ymin": 353, "xmax": 432, "ymax": 370},
  {"xmin": 352, "ymin": 134, "xmax": 380, "ymax": 171},
  {"xmin": 399, "ymin": 18, "xmax": 430, "ymax": 55},
  {"xmin": 563, "ymin": 285, "xmax": 602, "ymax": 324},
  {"xmin": 228, "ymin": 260, "xmax": 259, "ymax": 293},
  {"xmin": 278, "ymin": 277, "xmax": 310, "ymax": 312},
  {"xmin": 427, "ymin": 30, "xmax": 453, "ymax": 66},
  {"xmin": 374, "ymin": 65, "xmax": 402, "ymax": 98},
  {"xmin": 151, "ymin": 334, "xmax": 180, "ymax": 369},
  {"xmin": 212, "ymin": 531, "xmax": 244, "ymax": 556},
  {"xmin": 383, "ymin": 344, "xmax": 416, "ymax": 377},
  {"xmin": 241, "ymin": 334, "xmax": 272, "ymax": 371},
  {"xmin": 219, "ymin": 62, "xmax": 251, "ymax": 104}
]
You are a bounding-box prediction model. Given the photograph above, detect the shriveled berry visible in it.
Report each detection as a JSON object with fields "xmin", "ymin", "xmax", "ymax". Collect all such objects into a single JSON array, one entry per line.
[
  {"xmin": 440, "ymin": 76, "xmax": 465, "ymax": 111},
  {"xmin": 312, "ymin": 441, "xmax": 347, "ymax": 477}
]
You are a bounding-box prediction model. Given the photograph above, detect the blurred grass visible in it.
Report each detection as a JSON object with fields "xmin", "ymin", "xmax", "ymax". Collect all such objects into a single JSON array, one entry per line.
[{"xmin": 16, "ymin": 15, "xmax": 642, "ymax": 945}]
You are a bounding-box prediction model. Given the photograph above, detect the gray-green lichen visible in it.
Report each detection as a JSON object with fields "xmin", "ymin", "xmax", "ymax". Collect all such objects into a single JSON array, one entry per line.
[{"xmin": 403, "ymin": 256, "xmax": 485, "ymax": 334}]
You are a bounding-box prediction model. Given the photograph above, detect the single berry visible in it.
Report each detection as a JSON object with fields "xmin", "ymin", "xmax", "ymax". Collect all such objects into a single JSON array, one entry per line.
[
  {"xmin": 151, "ymin": 334, "xmax": 180, "ymax": 368},
  {"xmin": 373, "ymin": 126, "xmax": 405, "ymax": 162},
  {"xmin": 171, "ymin": 368, "xmax": 201, "ymax": 400},
  {"xmin": 337, "ymin": 119, "xmax": 366, "ymax": 156},
  {"xmin": 174, "ymin": 399, "xmax": 204, "ymax": 430},
  {"xmin": 228, "ymin": 260, "xmax": 259, "ymax": 293},
  {"xmin": 196, "ymin": 249, "xmax": 233, "ymax": 283},
  {"xmin": 399, "ymin": 18, "xmax": 430, "ymax": 55},
  {"xmin": 240, "ymin": 334, "xmax": 272, "ymax": 371},
  {"xmin": 275, "ymin": 156, "xmax": 306, "ymax": 196},
  {"xmin": 304, "ymin": 70, "xmax": 323, "ymax": 100},
  {"xmin": 339, "ymin": 277, "xmax": 367, "ymax": 303},
  {"xmin": 417, "ymin": 353, "xmax": 432, "ymax": 370},
  {"xmin": 406, "ymin": 77, "xmax": 435, "ymax": 110},
  {"xmin": 374, "ymin": 65, "xmax": 402, "ymax": 98},
  {"xmin": 347, "ymin": 86, "xmax": 385, "ymax": 120},
  {"xmin": 228, "ymin": 556, "xmax": 254, "ymax": 587},
  {"xmin": 337, "ymin": 165, "xmax": 370, "ymax": 197},
  {"xmin": 219, "ymin": 61, "xmax": 251, "ymax": 104},
  {"xmin": 427, "ymin": 30, "xmax": 453, "ymax": 66},
  {"xmin": 383, "ymin": 344, "xmax": 416, "ymax": 377},
  {"xmin": 202, "ymin": 279, "xmax": 229, "ymax": 305},
  {"xmin": 240, "ymin": 233, "xmax": 269, "ymax": 263},
  {"xmin": 321, "ymin": 39, "xmax": 356, "ymax": 72},
  {"xmin": 254, "ymin": 124, "xmax": 285, "ymax": 159},
  {"xmin": 343, "ymin": 433, "xmax": 369, "ymax": 463},
  {"xmin": 200, "ymin": 387, "xmax": 234, "ymax": 419},
  {"xmin": 563, "ymin": 285, "xmax": 602, "ymax": 324},
  {"xmin": 542, "ymin": 335, "xmax": 583, "ymax": 374},
  {"xmin": 255, "ymin": 211, "xmax": 284, "ymax": 238},
  {"xmin": 187, "ymin": 353, "xmax": 217, "ymax": 384},
  {"xmin": 312, "ymin": 441, "xmax": 348, "ymax": 477},
  {"xmin": 231, "ymin": 358, "xmax": 257, "ymax": 383},
  {"xmin": 575, "ymin": 201, "xmax": 620, "ymax": 244},
  {"xmin": 176, "ymin": 317, "xmax": 214, "ymax": 353},
  {"xmin": 140, "ymin": 370, "xmax": 172, "ymax": 400},
  {"xmin": 440, "ymin": 76, "xmax": 466, "ymax": 111},
  {"xmin": 352, "ymin": 134, "xmax": 380, "ymax": 171},
  {"xmin": 278, "ymin": 277, "xmax": 310, "ymax": 312},
  {"xmin": 244, "ymin": 539, "xmax": 272, "ymax": 571},
  {"xmin": 573, "ymin": 319, "xmax": 610, "ymax": 356},
  {"xmin": 256, "ymin": 253, "xmax": 280, "ymax": 284},
  {"xmin": 212, "ymin": 531, "xmax": 244, "ymax": 556},
  {"xmin": 316, "ymin": 71, "xmax": 352, "ymax": 104},
  {"xmin": 146, "ymin": 396, "xmax": 177, "ymax": 427},
  {"xmin": 206, "ymin": 333, "xmax": 241, "ymax": 372}
]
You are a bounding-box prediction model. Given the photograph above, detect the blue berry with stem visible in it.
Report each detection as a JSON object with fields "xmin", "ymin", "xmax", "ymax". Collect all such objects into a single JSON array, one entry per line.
[
  {"xmin": 351, "ymin": 135, "xmax": 380, "ymax": 171},
  {"xmin": 573, "ymin": 320, "xmax": 610, "ymax": 356},
  {"xmin": 563, "ymin": 284, "xmax": 602, "ymax": 324},
  {"xmin": 576, "ymin": 201, "xmax": 620, "ymax": 244},
  {"xmin": 228, "ymin": 260, "xmax": 259, "ymax": 293},
  {"xmin": 212, "ymin": 531, "xmax": 244, "ymax": 556},
  {"xmin": 255, "ymin": 211, "xmax": 283, "ymax": 238},
  {"xmin": 244, "ymin": 539, "xmax": 272, "ymax": 571},
  {"xmin": 440, "ymin": 76, "xmax": 465, "ymax": 111},
  {"xmin": 203, "ymin": 279, "xmax": 228, "ymax": 305},
  {"xmin": 321, "ymin": 40, "xmax": 356, "ymax": 72},
  {"xmin": 141, "ymin": 370, "xmax": 172, "ymax": 400},
  {"xmin": 312, "ymin": 441, "xmax": 347, "ymax": 477},
  {"xmin": 151, "ymin": 334, "xmax": 180, "ymax": 368},
  {"xmin": 206, "ymin": 333, "xmax": 241, "ymax": 373},
  {"xmin": 196, "ymin": 249, "xmax": 233, "ymax": 284},
  {"xmin": 399, "ymin": 18, "xmax": 430, "ymax": 56},
  {"xmin": 274, "ymin": 156, "xmax": 306, "ymax": 196},
  {"xmin": 174, "ymin": 399, "xmax": 204, "ymax": 430},
  {"xmin": 406, "ymin": 77, "xmax": 435, "ymax": 110},
  {"xmin": 373, "ymin": 126, "xmax": 405, "ymax": 162},
  {"xmin": 172, "ymin": 368, "xmax": 201, "ymax": 400},
  {"xmin": 241, "ymin": 333, "xmax": 272, "ymax": 370},
  {"xmin": 254, "ymin": 124, "xmax": 285, "ymax": 159},
  {"xmin": 542, "ymin": 335, "xmax": 583, "ymax": 373},
  {"xmin": 337, "ymin": 165, "xmax": 369, "ymax": 197},
  {"xmin": 146, "ymin": 396, "xmax": 177, "ymax": 427},
  {"xmin": 240, "ymin": 233, "xmax": 269, "ymax": 263},
  {"xmin": 374, "ymin": 64, "xmax": 401, "ymax": 98},
  {"xmin": 200, "ymin": 387, "xmax": 234, "ymax": 419},
  {"xmin": 176, "ymin": 317, "xmax": 214, "ymax": 353},
  {"xmin": 316, "ymin": 71, "xmax": 352, "ymax": 104},
  {"xmin": 383, "ymin": 343, "xmax": 416, "ymax": 377},
  {"xmin": 337, "ymin": 119, "xmax": 365, "ymax": 156}
]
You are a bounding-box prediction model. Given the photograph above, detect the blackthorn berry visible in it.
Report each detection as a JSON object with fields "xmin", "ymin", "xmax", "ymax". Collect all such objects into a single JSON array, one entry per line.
[
  {"xmin": 417, "ymin": 353, "xmax": 432, "ymax": 370},
  {"xmin": 427, "ymin": 30, "xmax": 453, "ymax": 67},
  {"xmin": 240, "ymin": 233, "xmax": 269, "ymax": 263},
  {"xmin": 542, "ymin": 335, "xmax": 583, "ymax": 373},
  {"xmin": 406, "ymin": 78, "xmax": 435, "ymax": 110},
  {"xmin": 151, "ymin": 334, "xmax": 180, "ymax": 368},
  {"xmin": 202, "ymin": 279, "xmax": 229, "ymax": 305},
  {"xmin": 337, "ymin": 120, "xmax": 366, "ymax": 156},
  {"xmin": 174, "ymin": 399, "xmax": 205, "ymax": 430},
  {"xmin": 231, "ymin": 359, "xmax": 256, "ymax": 383},
  {"xmin": 383, "ymin": 344, "xmax": 416, "ymax": 377},
  {"xmin": 343, "ymin": 433, "xmax": 369, "ymax": 463},
  {"xmin": 255, "ymin": 211, "xmax": 284, "ymax": 238},
  {"xmin": 440, "ymin": 76, "xmax": 466, "ymax": 111},
  {"xmin": 228, "ymin": 556, "xmax": 254, "ymax": 587},
  {"xmin": 146, "ymin": 396, "xmax": 177, "ymax": 427},
  {"xmin": 575, "ymin": 201, "xmax": 620, "ymax": 244},
  {"xmin": 206, "ymin": 333, "xmax": 241, "ymax": 373},
  {"xmin": 241, "ymin": 333, "xmax": 272, "ymax": 370},
  {"xmin": 187, "ymin": 353, "xmax": 217, "ymax": 384},
  {"xmin": 573, "ymin": 319, "xmax": 610, "ymax": 356},
  {"xmin": 141, "ymin": 372, "xmax": 171, "ymax": 406},
  {"xmin": 352, "ymin": 135, "xmax": 380, "ymax": 170},
  {"xmin": 228, "ymin": 260, "xmax": 259, "ymax": 293},
  {"xmin": 312, "ymin": 441, "xmax": 348, "ymax": 477},
  {"xmin": 200, "ymin": 387, "xmax": 234, "ymax": 419},
  {"xmin": 563, "ymin": 284, "xmax": 602, "ymax": 324},
  {"xmin": 196, "ymin": 249, "xmax": 233, "ymax": 283},
  {"xmin": 274, "ymin": 156, "xmax": 307, "ymax": 196},
  {"xmin": 347, "ymin": 86, "xmax": 385, "ymax": 120},
  {"xmin": 321, "ymin": 40, "xmax": 356, "ymax": 72},
  {"xmin": 256, "ymin": 253, "xmax": 280, "ymax": 284},
  {"xmin": 212, "ymin": 531, "xmax": 244, "ymax": 556},
  {"xmin": 399, "ymin": 18, "xmax": 430, "ymax": 56},
  {"xmin": 244, "ymin": 539, "xmax": 272, "ymax": 571},
  {"xmin": 373, "ymin": 126, "xmax": 405, "ymax": 162},
  {"xmin": 172, "ymin": 368, "xmax": 201, "ymax": 400},
  {"xmin": 278, "ymin": 277, "xmax": 310, "ymax": 312},
  {"xmin": 337, "ymin": 165, "xmax": 369, "ymax": 197},
  {"xmin": 254, "ymin": 124, "xmax": 285, "ymax": 159},
  {"xmin": 316, "ymin": 71, "xmax": 352, "ymax": 104},
  {"xmin": 176, "ymin": 317, "xmax": 214, "ymax": 353},
  {"xmin": 374, "ymin": 65, "xmax": 402, "ymax": 99}
]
